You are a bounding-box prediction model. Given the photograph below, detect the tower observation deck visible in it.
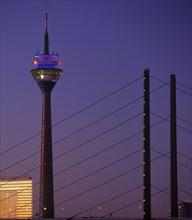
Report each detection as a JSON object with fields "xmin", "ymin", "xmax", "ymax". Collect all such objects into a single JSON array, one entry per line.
[{"xmin": 31, "ymin": 12, "xmax": 63, "ymax": 218}]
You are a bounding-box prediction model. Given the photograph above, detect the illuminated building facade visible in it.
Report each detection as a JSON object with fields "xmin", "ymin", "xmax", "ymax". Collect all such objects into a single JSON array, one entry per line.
[
  {"xmin": 0, "ymin": 177, "xmax": 32, "ymax": 218},
  {"xmin": 178, "ymin": 201, "xmax": 192, "ymax": 218},
  {"xmin": 31, "ymin": 12, "xmax": 63, "ymax": 218}
]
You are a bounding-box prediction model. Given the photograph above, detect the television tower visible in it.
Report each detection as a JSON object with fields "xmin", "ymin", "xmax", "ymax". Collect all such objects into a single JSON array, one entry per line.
[{"xmin": 31, "ymin": 12, "xmax": 63, "ymax": 218}]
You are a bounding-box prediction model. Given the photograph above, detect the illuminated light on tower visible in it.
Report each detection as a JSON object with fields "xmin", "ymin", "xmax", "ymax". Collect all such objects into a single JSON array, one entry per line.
[{"xmin": 31, "ymin": 12, "xmax": 63, "ymax": 218}]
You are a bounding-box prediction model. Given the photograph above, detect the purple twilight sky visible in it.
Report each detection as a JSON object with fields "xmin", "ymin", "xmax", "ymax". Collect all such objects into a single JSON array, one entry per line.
[{"xmin": 0, "ymin": 0, "xmax": 192, "ymax": 218}]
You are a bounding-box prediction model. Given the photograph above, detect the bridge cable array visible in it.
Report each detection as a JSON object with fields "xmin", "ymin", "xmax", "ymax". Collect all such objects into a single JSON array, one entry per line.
[{"xmin": 0, "ymin": 74, "xmax": 191, "ymax": 218}]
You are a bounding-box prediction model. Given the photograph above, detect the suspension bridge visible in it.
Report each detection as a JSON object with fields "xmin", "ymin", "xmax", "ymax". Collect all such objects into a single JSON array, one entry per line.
[{"xmin": 0, "ymin": 70, "xmax": 191, "ymax": 219}]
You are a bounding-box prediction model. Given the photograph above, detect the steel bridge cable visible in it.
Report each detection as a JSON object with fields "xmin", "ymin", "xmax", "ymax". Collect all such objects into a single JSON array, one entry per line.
[
  {"xmin": 0, "ymin": 132, "xmax": 40, "ymax": 156},
  {"xmin": 176, "ymin": 81, "xmax": 192, "ymax": 91},
  {"xmin": 0, "ymin": 148, "xmax": 143, "ymax": 217},
  {"xmin": 101, "ymin": 198, "xmax": 142, "ymax": 218},
  {"xmin": 150, "ymin": 82, "xmax": 170, "ymax": 94},
  {"xmin": 0, "ymin": 81, "xmax": 170, "ymax": 187},
  {"xmin": 0, "ymin": 87, "xmax": 170, "ymax": 189},
  {"xmin": 151, "ymin": 152, "xmax": 191, "ymax": 201},
  {"xmin": 0, "ymin": 112, "xmax": 142, "ymax": 189},
  {"xmin": 176, "ymin": 87, "xmax": 192, "ymax": 97},
  {"xmin": 0, "ymin": 112, "xmax": 169, "ymax": 191},
  {"xmin": 68, "ymin": 156, "xmax": 173, "ymax": 218},
  {"xmin": 151, "ymin": 111, "xmax": 192, "ymax": 173},
  {"xmin": 0, "ymin": 113, "xmax": 143, "ymax": 200},
  {"xmin": 54, "ymin": 148, "xmax": 143, "ymax": 193},
  {"xmin": 0, "ymin": 163, "xmax": 143, "ymax": 218},
  {"xmin": 1, "ymin": 151, "xmax": 41, "ymax": 173},
  {"xmin": 2, "ymin": 136, "xmax": 173, "ymax": 217},
  {"xmin": 0, "ymin": 83, "xmax": 176, "ymax": 207},
  {"xmin": 52, "ymin": 75, "xmax": 143, "ymax": 128},
  {"xmin": 177, "ymin": 116, "xmax": 192, "ymax": 126},
  {"xmin": 54, "ymin": 129, "xmax": 142, "ymax": 173},
  {"xmin": 151, "ymin": 75, "xmax": 192, "ymax": 96},
  {"xmin": 0, "ymin": 99, "xmax": 143, "ymax": 173},
  {"xmin": 55, "ymin": 146, "xmax": 173, "ymax": 208},
  {"xmin": 151, "ymin": 112, "xmax": 192, "ymax": 134},
  {"xmin": 1, "ymin": 75, "xmax": 190, "ymax": 216},
  {"xmin": 101, "ymin": 186, "xmax": 170, "ymax": 218},
  {"xmin": 53, "ymin": 99, "xmax": 142, "ymax": 146},
  {"xmin": 152, "ymin": 185, "xmax": 191, "ymax": 203},
  {"xmin": 178, "ymin": 151, "xmax": 192, "ymax": 161},
  {"xmin": 0, "ymin": 75, "xmax": 189, "ymax": 159},
  {"xmin": 0, "ymin": 80, "xmax": 170, "ymax": 173},
  {"xmin": 69, "ymin": 185, "xmax": 143, "ymax": 219},
  {"xmin": 150, "ymin": 75, "xmax": 168, "ymax": 85},
  {"xmin": 152, "ymin": 112, "xmax": 192, "ymax": 133},
  {"xmin": 84, "ymin": 181, "xmax": 188, "ymax": 218},
  {"xmin": 0, "ymin": 83, "xmax": 170, "ymax": 175},
  {"xmin": 54, "ymin": 113, "xmax": 142, "ymax": 163},
  {"xmin": 55, "ymin": 165, "xmax": 143, "ymax": 207},
  {"xmin": 0, "ymin": 82, "xmax": 171, "ymax": 188},
  {"xmin": 152, "ymin": 184, "xmax": 170, "ymax": 197},
  {"xmin": 56, "ymin": 115, "xmax": 167, "ymax": 180},
  {"xmin": 1, "ymin": 165, "xmax": 143, "ymax": 218},
  {"xmin": 151, "ymin": 75, "xmax": 192, "ymax": 91},
  {"xmin": 67, "ymin": 77, "xmax": 190, "ymax": 217},
  {"xmin": 151, "ymin": 148, "xmax": 192, "ymax": 171},
  {"xmin": 67, "ymin": 184, "xmax": 182, "ymax": 218},
  {"xmin": 0, "ymin": 76, "xmax": 168, "ymax": 160},
  {"xmin": 0, "ymin": 76, "xmax": 143, "ymax": 156},
  {"xmin": 179, "ymin": 187, "xmax": 192, "ymax": 196}
]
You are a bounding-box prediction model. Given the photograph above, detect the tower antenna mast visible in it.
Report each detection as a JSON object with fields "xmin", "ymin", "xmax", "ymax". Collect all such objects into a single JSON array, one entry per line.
[{"xmin": 44, "ymin": 11, "xmax": 49, "ymax": 55}]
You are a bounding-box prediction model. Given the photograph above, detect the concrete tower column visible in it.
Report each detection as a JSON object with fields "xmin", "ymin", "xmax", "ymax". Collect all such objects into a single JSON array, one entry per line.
[
  {"xmin": 31, "ymin": 13, "xmax": 63, "ymax": 218},
  {"xmin": 170, "ymin": 74, "xmax": 178, "ymax": 218},
  {"xmin": 143, "ymin": 68, "xmax": 151, "ymax": 220}
]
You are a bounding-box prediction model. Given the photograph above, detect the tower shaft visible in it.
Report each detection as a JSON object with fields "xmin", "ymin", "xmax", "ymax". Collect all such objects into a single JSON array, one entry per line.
[
  {"xmin": 170, "ymin": 74, "xmax": 178, "ymax": 217},
  {"xmin": 143, "ymin": 69, "xmax": 151, "ymax": 220},
  {"xmin": 39, "ymin": 81, "xmax": 55, "ymax": 218},
  {"xmin": 31, "ymin": 12, "xmax": 63, "ymax": 218}
]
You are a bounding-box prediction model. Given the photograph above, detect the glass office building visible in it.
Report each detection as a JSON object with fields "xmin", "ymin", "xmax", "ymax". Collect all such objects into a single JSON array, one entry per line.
[
  {"xmin": 178, "ymin": 201, "xmax": 192, "ymax": 218},
  {"xmin": 0, "ymin": 177, "xmax": 32, "ymax": 218}
]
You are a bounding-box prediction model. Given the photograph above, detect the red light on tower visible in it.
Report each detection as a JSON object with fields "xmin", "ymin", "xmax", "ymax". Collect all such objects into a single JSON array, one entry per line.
[
  {"xmin": 58, "ymin": 60, "xmax": 62, "ymax": 65},
  {"xmin": 33, "ymin": 59, "xmax": 38, "ymax": 65}
]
